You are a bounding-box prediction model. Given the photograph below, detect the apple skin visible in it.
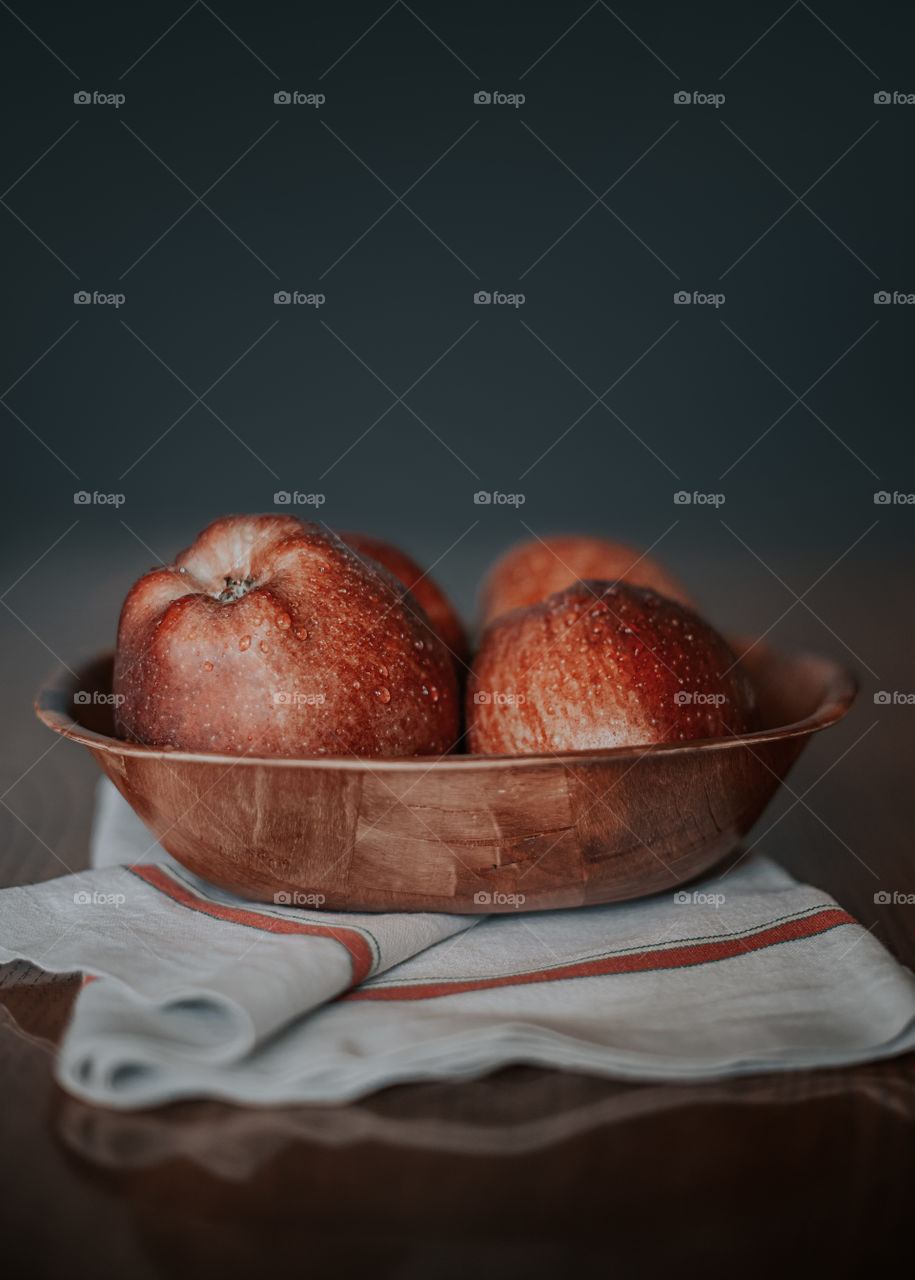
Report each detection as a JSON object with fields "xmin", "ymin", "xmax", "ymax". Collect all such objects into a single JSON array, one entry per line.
[
  {"xmin": 467, "ymin": 581, "xmax": 755, "ymax": 755},
  {"xmin": 113, "ymin": 515, "xmax": 459, "ymax": 757},
  {"xmin": 340, "ymin": 530, "xmax": 467, "ymax": 664},
  {"xmin": 481, "ymin": 534, "xmax": 692, "ymax": 626}
]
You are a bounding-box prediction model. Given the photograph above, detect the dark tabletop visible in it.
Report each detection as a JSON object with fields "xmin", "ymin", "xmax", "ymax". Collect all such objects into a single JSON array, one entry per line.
[{"xmin": 1, "ymin": 559, "xmax": 914, "ymax": 1280}]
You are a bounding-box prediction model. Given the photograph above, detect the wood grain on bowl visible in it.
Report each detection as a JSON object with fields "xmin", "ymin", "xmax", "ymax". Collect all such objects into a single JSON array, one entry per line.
[{"xmin": 35, "ymin": 644, "xmax": 856, "ymax": 914}]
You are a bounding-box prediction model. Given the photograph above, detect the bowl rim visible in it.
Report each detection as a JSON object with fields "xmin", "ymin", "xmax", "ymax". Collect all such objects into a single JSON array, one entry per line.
[{"xmin": 34, "ymin": 642, "xmax": 858, "ymax": 772}]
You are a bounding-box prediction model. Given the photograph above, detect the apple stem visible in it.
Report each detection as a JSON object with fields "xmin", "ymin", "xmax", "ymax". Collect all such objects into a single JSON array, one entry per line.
[{"xmin": 217, "ymin": 575, "xmax": 255, "ymax": 603}]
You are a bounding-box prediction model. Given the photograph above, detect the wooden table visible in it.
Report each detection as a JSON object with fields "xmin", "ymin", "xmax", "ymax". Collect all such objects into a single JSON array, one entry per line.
[{"xmin": 2, "ymin": 562, "xmax": 914, "ymax": 1278}]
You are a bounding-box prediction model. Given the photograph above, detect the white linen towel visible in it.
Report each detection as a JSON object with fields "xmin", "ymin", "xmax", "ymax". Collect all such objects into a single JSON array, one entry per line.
[{"xmin": 1, "ymin": 778, "xmax": 913, "ymax": 1109}]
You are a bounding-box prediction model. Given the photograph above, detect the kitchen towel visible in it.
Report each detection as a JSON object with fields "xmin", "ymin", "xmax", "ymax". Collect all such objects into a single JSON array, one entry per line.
[{"xmin": 1, "ymin": 777, "xmax": 914, "ymax": 1109}]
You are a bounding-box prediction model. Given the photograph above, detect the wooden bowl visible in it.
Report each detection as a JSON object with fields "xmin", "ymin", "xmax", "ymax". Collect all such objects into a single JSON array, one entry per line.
[{"xmin": 35, "ymin": 643, "xmax": 856, "ymax": 914}]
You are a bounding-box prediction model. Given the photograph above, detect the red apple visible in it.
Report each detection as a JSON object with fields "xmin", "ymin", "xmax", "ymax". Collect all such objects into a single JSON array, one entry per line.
[
  {"xmin": 467, "ymin": 580, "xmax": 754, "ymax": 754},
  {"xmin": 481, "ymin": 534, "xmax": 692, "ymax": 626},
  {"xmin": 113, "ymin": 515, "xmax": 459, "ymax": 757},
  {"xmin": 340, "ymin": 530, "xmax": 467, "ymax": 664}
]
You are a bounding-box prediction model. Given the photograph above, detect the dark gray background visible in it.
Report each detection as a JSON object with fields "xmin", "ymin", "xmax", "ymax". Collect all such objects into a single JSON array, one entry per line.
[
  {"xmin": 1, "ymin": 1, "xmax": 912, "ymax": 882},
  {"xmin": 2, "ymin": 1, "xmax": 912, "ymax": 594}
]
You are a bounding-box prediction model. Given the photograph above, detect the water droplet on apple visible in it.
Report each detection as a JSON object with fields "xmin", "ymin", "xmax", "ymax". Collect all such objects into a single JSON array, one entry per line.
[
  {"xmin": 259, "ymin": 640, "xmax": 269, "ymax": 654},
  {"xmin": 376, "ymin": 687, "xmax": 391, "ymax": 703},
  {"xmin": 378, "ymin": 664, "xmax": 389, "ymax": 678},
  {"xmin": 276, "ymin": 613, "xmax": 291, "ymax": 630},
  {"xmin": 203, "ymin": 661, "xmax": 213, "ymax": 671},
  {"xmin": 295, "ymin": 628, "xmax": 308, "ymax": 640},
  {"xmin": 239, "ymin": 635, "xmax": 251, "ymax": 651}
]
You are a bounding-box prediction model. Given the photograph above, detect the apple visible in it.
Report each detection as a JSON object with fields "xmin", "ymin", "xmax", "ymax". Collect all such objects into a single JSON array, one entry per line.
[
  {"xmin": 467, "ymin": 580, "xmax": 755, "ymax": 754},
  {"xmin": 340, "ymin": 530, "xmax": 467, "ymax": 664},
  {"xmin": 480, "ymin": 534, "xmax": 692, "ymax": 626},
  {"xmin": 113, "ymin": 515, "xmax": 460, "ymax": 757}
]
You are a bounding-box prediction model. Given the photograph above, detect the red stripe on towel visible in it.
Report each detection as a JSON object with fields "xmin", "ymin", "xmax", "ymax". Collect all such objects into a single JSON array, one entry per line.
[
  {"xmin": 343, "ymin": 907, "xmax": 855, "ymax": 1002},
  {"xmin": 128, "ymin": 865, "xmax": 375, "ymax": 986}
]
